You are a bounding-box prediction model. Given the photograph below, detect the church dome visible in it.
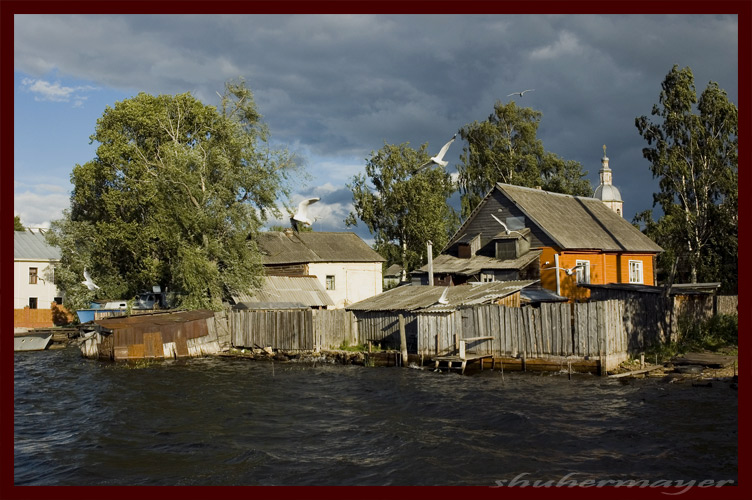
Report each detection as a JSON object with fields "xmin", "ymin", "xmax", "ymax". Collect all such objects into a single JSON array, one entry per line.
[{"xmin": 593, "ymin": 183, "xmax": 622, "ymax": 202}]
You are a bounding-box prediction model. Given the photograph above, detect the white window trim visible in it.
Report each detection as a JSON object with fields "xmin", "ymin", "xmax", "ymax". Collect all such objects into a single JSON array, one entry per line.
[
  {"xmin": 629, "ymin": 260, "xmax": 644, "ymax": 284},
  {"xmin": 575, "ymin": 260, "xmax": 590, "ymax": 284}
]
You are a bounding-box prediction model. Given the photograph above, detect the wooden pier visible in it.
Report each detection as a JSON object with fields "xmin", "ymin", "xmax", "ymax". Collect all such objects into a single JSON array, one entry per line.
[{"xmin": 434, "ymin": 336, "xmax": 495, "ymax": 374}]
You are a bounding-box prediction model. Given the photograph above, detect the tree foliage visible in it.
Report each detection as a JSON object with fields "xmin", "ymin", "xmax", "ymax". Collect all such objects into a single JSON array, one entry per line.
[
  {"xmin": 14, "ymin": 215, "xmax": 24, "ymax": 231},
  {"xmin": 634, "ymin": 65, "xmax": 737, "ymax": 291},
  {"xmin": 346, "ymin": 142, "xmax": 460, "ymax": 278},
  {"xmin": 457, "ymin": 100, "xmax": 591, "ymax": 218},
  {"xmin": 47, "ymin": 80, "xmax": 296, "ymax": 311}
]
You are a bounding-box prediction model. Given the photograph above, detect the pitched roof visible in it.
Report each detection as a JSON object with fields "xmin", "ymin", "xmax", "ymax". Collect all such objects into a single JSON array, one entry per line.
[
  {"xmin": 14, "ymin": 230, "xmax": 61, "ymax": 260},
  {"xmin": 233, "ymin": 275, "xmax": 335, "ymax": 307},
  {"xmin": 495, "ymin": 183, "xmax": 662, "ymax": 252},
  {"xmin": 346, "ymin": 280, "xmax": 535, "ymax": 312},
  {"xmin": 415, "ymin": 250, "xmax": 541, "ymax": 276},
  {"xmin": 256, "ymin": 231, "xmax": 385, "ymax": 265}
]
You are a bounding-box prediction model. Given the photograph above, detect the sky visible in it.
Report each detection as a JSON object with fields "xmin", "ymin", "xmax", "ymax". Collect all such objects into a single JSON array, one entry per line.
[{"xmin": 12, "ymin": 12, "xmax": 740, "ymax": 245}]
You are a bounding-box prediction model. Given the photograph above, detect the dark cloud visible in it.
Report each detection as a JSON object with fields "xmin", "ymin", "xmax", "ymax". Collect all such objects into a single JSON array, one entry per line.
[{"xmin": 14, "ymin": 14, "xmax": 738, "ymax": 226}]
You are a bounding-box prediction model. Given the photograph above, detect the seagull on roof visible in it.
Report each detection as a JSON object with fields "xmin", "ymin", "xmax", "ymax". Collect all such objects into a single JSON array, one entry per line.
[
  {"xmin": 415, "ymin": 134, "xmax": 457, "ymax": 172},
  {"xmin": 291, "ymin": 197, "xmax": 320, "ymax": 232},
  {"xmin": 491, "ymin": 214, "xmax": 529, "ymax": 240},
  {"xmin": 507, "ymin": 89, "xmax": 534, "ymax": 97},
  {"xmin": 82, "ymin": 269, "xmax": 100, "ymax": 291}
]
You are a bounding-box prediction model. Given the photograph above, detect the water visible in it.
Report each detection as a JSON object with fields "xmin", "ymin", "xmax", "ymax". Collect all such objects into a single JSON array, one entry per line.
[{"xmin": 14, "ymin": 347, "xmax": 737, "ymax": 486}]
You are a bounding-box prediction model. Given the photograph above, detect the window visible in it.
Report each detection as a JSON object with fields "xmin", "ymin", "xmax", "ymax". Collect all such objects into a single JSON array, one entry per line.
[
  {"xmin": 481, "ymin": 271, "xmax": 495, "ymax": 283},
  {"xmin": 326, "ymin": 275, "xmax": 335, "ymax": 290},
  {"xmin": 575, "ymin": 260, "xmax": 590, "ymax": 284},
  {"xmin": 29, "ymin": 267, "xmax": 38, "ymax": 285},
  {"xmin": 29, "ymin": 297, "xmax": 38, "ymax": 309},
  {"xmin": 629, "ymin": 260, "xmax": 643, "ymax": 284},
  {"xmin": 54, "ymin": 297, "xmax": 63, "ymax": 305}
]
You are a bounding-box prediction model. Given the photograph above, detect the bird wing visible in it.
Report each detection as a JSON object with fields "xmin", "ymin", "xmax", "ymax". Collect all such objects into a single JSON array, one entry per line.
[
  {"xmin": 522, "ymin": 89, "xmax": 534, "ymax": 94},
  {"xmin": 298, "ymin": 197, "xmax": 320, "ymax": 210},
  {"xmin": 506, "ymin": 92, "xmax": 517, "ymax": 96},
  {"xmin": 433, "ymin": 134, "xmax": 457, "ymax": 162},
  {"xmin": 293, "ymin": 197, "xmax": 320, "ymax": 222},
  {"xmin": 438, "ymin": 287, "xmax": 450, "ymax": 305},
  {"xmin": 490, "ymin": 214, "xmax": 510, "ymax": 232},
  {"xmin": 83, "ymin": 269, "xmax": 92, "ymax": 281}
]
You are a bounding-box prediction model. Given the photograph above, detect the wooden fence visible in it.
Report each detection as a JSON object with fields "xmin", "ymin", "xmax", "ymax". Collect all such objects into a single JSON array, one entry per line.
[
  {"xmin": 416, "ymin": 301, "xmax": 627, "ymax": 370},
  {"xmin": 227, "ymin": 309, "xmax": 357, "ymax": 351}
]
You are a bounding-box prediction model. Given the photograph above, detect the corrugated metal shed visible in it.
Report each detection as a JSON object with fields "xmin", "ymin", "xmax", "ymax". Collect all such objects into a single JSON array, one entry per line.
[
  {"xmin": 14, "ymin": 230, "xmax": 61, "ymax": 260},
  {"xmin": 581, "ymin": 282, "xmax": 720, "ymax": 296},
  {"xmin": 256, "ymin": 231, "xmax": 385, "ymax": 265},
  {"xmin": 233, "ymin": 275, "xmax": 335, "ymax": 308},
  {"xmin": 520, "ymin": 287, "xmax": 568, "ymax": 303},
  {"xmin": 346, "ymin": 280, "xmax": 536, "ymax": 312},
  {"xmin": 415, "ymin": 250, "xmax": 541, "ymax": 276}
]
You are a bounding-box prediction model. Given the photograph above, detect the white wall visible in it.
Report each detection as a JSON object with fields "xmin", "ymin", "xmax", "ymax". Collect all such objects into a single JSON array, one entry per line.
[
  {"xmin": 308, "ymin": 262, "xmax": 383, "ymax": 308},
  {"xmin": 14, "ymin": 260, "xmax": 61, "ymax": 309}
]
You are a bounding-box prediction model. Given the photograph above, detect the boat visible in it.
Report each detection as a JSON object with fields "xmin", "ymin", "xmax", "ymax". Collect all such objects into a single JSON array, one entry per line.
[{"xmin": 14, "ymin": 328, "xmax": 53, "ymax": 351}]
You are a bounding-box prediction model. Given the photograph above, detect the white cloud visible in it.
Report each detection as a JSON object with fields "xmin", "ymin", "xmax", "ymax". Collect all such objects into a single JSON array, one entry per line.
[
  {"xmin": 14, "ymin": 188, "xmax": 70, "ymax": 229},
  {"xmin": 530, "ymin": 31, "xmax": 582, "ymax": 60},
  {"xmin": 19, "ymin": 77, "xmax": 98, "ymax": 104}
]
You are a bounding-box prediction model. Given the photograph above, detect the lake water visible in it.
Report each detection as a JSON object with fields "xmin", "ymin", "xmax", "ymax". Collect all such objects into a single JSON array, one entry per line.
[{"xmin": 14, "ymin": 347, "xmax": 737, "ymax": 486}]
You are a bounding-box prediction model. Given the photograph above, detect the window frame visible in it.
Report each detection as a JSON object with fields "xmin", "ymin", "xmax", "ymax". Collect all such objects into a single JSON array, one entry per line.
[
  {"xmin": 29, "ymin": 267, "xmax": 38, "ymax": 285},
  {"xmin": 326, "ymin": 275, "xmax": 336, "ymax": 291},
  {"xmin": 575, "ymin": 260, "xmax": 590, "ymax": 284},
  {"xmin": 629, "ymin": 260, "xmax": 644, "ymax": 284}
]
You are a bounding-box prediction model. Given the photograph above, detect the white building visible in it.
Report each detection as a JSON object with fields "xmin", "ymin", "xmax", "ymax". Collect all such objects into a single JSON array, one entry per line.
[
  {"xmin": 253, "ymin": 230, "xmax": 385, "ymax": 308},
  {"xmin": 14, "ymin": 229, "xmax": 62, "ymax": 310},
  {"xmin": 592, "ymin": 145, "xmax": 624, "ymax": 217}
]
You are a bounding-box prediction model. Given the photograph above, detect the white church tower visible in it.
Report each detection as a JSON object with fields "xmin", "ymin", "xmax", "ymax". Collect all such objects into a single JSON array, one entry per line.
[{"xmin": 593, "ymin": 145, "xmax": 623, "ymax": 217}]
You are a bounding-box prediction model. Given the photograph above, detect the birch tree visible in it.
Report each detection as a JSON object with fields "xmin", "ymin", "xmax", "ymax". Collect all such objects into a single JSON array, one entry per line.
[
  {"xmin": 346, "ymin": 142, "xmax": 459, "ymax": 280},
  {"xmin": 635, "ymin": 65, "xmax": 737, "ymax": 288}
]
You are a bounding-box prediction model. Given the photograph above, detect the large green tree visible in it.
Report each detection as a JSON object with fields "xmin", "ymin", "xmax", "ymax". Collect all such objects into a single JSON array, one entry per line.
[
  {"xmin": 457, "ymin": 100, "xmax": 591, "ymax": 218},
  {"xmin": 47, "ymin": 80, "xmax": 296, "ymax": 311},
  {"xmin": 634, "ymin": 65, "xmax": 737, "ymax": 291},
  {"xmin": 14, "ymin": 215, "xmax": 24, "ymax": 231},
  {"xmin": 346, "ymin": 142, "xmax": 460, "ymax": 280}
]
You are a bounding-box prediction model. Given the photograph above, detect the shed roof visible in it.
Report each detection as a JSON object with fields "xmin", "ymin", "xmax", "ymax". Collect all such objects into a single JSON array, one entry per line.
[
  {"xmin": 414, "ymin": 250, "xmax": 541, "ymax": 276},
  {"xmin": 580, "ymin": 282, "xmax": 720, "ymax": 296},
  {"xmin": 256, "ymin": 231, "xmax": 385, "ymax": 265},
  {"xmin": 14, "ymin": 230, "xmax": 61, "ymax": 261},
  {"xmin": 94, "ymin": 310, "xmax": 215, "ymax": 329},
  {"xmin": 496, "ymin": 183, "xmax": 662, "ymax": 252},
  {"xmin": 346, "ymin": 280, "xmax": 536, "ymax": 312},
  {"xmin": 233, "ymin": 275, "xmax": 335, "ymax": 307}
]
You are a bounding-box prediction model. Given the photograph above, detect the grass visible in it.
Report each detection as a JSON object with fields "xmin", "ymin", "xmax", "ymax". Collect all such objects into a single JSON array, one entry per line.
[{"xmin": 645, "ymin": 313, "xmax": 738, "ymax": 363}]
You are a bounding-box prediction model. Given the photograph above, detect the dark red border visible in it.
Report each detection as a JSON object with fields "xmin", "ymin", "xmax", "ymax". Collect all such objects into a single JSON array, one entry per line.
[{"xmin": 2, "ymin": 1, "xmax": 748, "ymax": 499}]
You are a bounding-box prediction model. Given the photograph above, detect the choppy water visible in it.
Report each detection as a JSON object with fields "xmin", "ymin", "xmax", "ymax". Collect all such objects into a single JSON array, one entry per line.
[{"xmin": 14, "ymin": 347, "xmax": 737, "ymax": 486}]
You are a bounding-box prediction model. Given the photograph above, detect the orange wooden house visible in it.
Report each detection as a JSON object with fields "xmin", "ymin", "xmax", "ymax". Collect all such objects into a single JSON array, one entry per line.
[{"xmin": 418, "ymin": 183, "xmax": 663, "ymax": 301}]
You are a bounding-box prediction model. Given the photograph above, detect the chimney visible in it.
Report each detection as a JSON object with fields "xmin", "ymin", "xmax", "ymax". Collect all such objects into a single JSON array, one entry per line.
[{"xmin": 284, "ymin": 228, "xmax": 294, "ymax": 237}]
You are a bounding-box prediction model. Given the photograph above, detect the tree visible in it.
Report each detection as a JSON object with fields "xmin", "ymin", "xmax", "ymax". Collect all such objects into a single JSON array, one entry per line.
[
  {"xmin": 457, "ymin": 100, "xmax": 591, "ymax": 218},
  {"xmin": 346, "ymin": 142, "xmax": 460, "ymax": 280},
  {"xmin": 635, "ymin": 65, "xmax": 737, "ymax": 290},
  {"xmin": 14, "ymin": 215, "xmax": 24, "ymax": 231},
  {"xmin": 46, "ymin": 80, "xmax": 297, "ymax": 311}
]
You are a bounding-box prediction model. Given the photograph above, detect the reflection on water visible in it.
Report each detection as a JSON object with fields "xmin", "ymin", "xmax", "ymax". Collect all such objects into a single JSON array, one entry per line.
[{"xmin": 14, "ymin": 347, "xmax": 737, "ymax": 486}]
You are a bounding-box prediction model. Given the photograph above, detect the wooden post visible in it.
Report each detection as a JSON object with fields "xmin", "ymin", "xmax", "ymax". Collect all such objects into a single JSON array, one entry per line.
[
  {"xmin": 640, "ymin": 353, "xmax": 645, "ymax": 369},
  {"xmin": 427, "ymin": 240, "xmax": 434, "ymax": 286},
  {"xmin": 521, "ymin": 350, "xmax": 526, "ymax": 372},
  {"xmin": 399, "ymin": 313, "xmax": 408, "ymax": 367}
]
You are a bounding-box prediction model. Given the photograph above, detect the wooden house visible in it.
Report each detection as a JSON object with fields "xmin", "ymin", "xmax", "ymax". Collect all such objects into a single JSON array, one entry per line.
[
  {"xmin": 254, "ymin": 230, "xmax": 385, "ymax": 308},
  {"xmin": 418, "ymin": 183, "xmax": 663, "ymax": 301}
]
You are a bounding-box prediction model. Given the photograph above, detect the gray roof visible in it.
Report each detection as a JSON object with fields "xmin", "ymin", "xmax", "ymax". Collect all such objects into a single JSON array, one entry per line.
[
  {"xmin": 593, "ymin": 183, "xmax": 623, "ymax": 202},
  {"xmin": 256, "ymin": 231, "xmax": 385, "ymax": 265},
  {"xmin": 496, "ymin": 183, "xmax": 662, "ymax": 252},
  {"xmin": 520, "ymin": 287, "xmax": 568, "ymax": 303},
  {"xmin": 415, "ymin": 250, "xmax": 541, "ymax": 276},
  {"xmin": 384, "ymin": 264, "xmax": 403, "ymax": 277},
  {"xmin": 346, "ymin": 280, "xmax": 536, "ymax": 312},
  {"xmin": 581, "ymin": 282, "xmax": 720, "ymax": 296},
  {"xmin": 233, "ymin": 275, "xmax": 335, "ymax": 307},
  {"xmin": 14, "ymin": 230, "xmax": 61, "ymax": 260}
]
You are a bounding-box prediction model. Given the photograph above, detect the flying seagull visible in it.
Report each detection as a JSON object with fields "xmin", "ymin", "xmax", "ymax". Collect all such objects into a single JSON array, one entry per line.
[
  {"xmin": 291, "ymin": 197, "xmax": 320, "ymax": 231},
  {"xmin": 507, "ymin": 89, "xmax": 534, "ymax": 97},
  {"xmin": 415, "ymin": 134, "xmax": 457, "ymax": 172},
  {"xmin": 543, "ymin": 263, "xmax": 592, "ymax": 276},
  {"xmin": 491, "ymin": 214, "xmax": 529, "ymax": 240},
  {"xmin": 437, "ymin": 287, "xmax": 450, "ymax": 305},
  {"xmin": 82, "ymin": 268, "xmax": 100, "ymax": 291}
]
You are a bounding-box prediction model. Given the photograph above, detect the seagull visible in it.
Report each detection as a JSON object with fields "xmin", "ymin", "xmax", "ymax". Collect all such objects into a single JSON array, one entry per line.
[
  {"xmin": 437, "ymin": 287, "xmax": 449, "ymax": 305},
  {"xmin": 415, "ymin": 133, "xmax": 457, "ymax": 172},
  {"xmin": 82, "ymin": 269, "xmax": 100, "ymax": 291},
  {"xmin": 291, "ymin": 197, "xmax": 320, "ymax": 231},
  {"xmin": 491, "ymin": 214, "xmax": 529, "ymax": 240},
  {"xmin": 543, "ymin": 263, "xmax": 591, "ymax": 276},
  {"xmin": 507, "ymin": 89, "xmax": 534, "ymax": 97}
]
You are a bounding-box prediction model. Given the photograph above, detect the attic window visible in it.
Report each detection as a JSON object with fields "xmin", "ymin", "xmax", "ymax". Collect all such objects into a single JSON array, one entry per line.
[
  {"xmin": 29, "ymin": 267, "xmax": 38, "ymax": 285},
  {"xmin": 326, "ymin": 275, "xmax": 336, "ymax": 290}
]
